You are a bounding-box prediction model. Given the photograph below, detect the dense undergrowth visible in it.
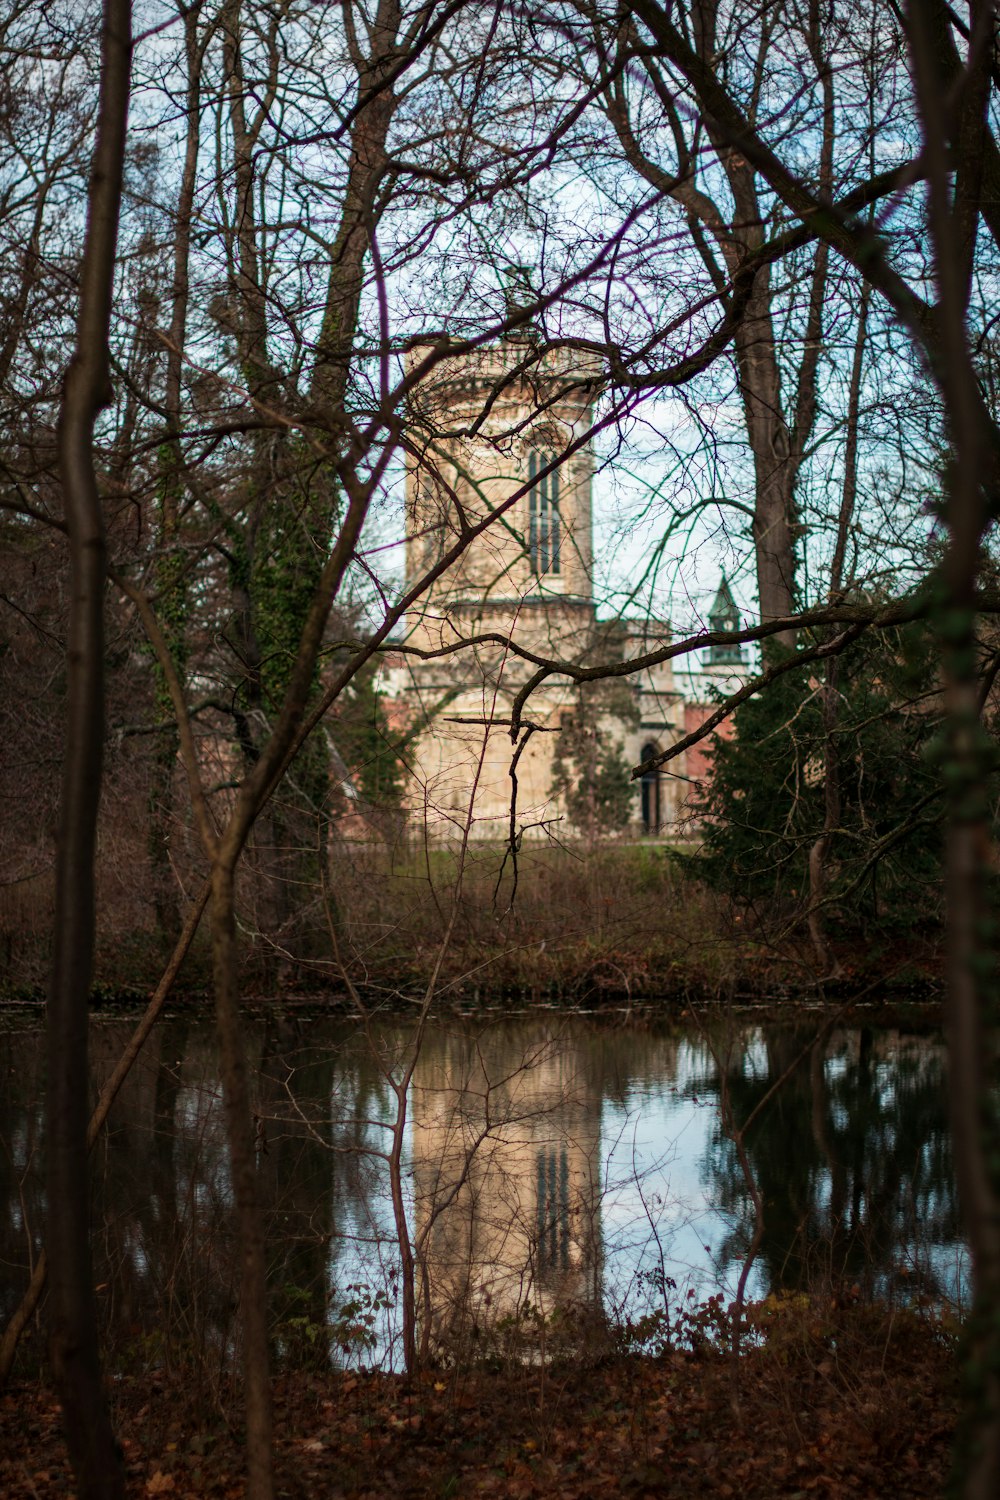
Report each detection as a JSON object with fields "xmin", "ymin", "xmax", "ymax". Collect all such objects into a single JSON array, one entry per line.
[
  {"xmin": 353, "ymin": 842, "xmax": 944, "ymax": 1004},
  {"xmin": 0, "ymin": 843, "xmax": 946, "ymax": 1008}
]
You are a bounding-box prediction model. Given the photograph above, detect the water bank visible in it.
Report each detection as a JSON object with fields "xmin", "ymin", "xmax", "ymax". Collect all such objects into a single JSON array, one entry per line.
[
  {"xmin": 1, "ymin": 1305, "xmax": 958, "ymax": 1499},
  {"xmin": 0, "ymin": 844, "xmax": 946, "ymax": 1011}
]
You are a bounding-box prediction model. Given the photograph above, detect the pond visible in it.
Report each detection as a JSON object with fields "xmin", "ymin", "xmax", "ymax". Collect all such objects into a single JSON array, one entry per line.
[{"xmin": 0, "ymin": 1010, "xmax": 964, "ymax": 1372}]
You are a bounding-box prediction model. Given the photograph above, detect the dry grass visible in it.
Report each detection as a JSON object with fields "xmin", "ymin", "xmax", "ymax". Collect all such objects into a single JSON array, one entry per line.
[{"xmin": 324, "ymin": 840, "xmax": 743, "ymax": 1005}]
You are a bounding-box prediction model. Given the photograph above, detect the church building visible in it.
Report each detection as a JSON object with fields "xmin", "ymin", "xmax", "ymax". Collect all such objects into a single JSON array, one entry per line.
[{"xmin": 383, "ymin": 338, "xmax": 745, "ymax": 842}]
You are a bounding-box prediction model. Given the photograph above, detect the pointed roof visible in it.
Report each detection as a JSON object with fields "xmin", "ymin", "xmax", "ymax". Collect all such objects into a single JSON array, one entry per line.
[
  {"xmin": 706, "ymin": 574, "xmax": 745, "ymax": 665},
  {"xmin": 708, "ymin": 574, "xmax": 739, "ymax": 625}
]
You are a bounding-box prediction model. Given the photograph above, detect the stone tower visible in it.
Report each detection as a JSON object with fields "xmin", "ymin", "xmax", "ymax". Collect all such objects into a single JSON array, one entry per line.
[
  {"xmin": 387, "ymin": 339, "xmax": 680, "ymax": 840},
  {"xmin": 403, "ymin": 341, "xmax": 602, "ymax": 658}
]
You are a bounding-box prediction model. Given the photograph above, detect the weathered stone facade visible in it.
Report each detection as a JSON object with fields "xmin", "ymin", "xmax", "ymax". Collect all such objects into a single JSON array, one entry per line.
[{"xmin": 384, "ymin": 340, "xmax": 744, "ymax": 841}]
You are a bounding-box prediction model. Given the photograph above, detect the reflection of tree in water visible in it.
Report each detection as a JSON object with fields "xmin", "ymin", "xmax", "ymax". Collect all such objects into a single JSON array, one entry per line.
[
  {"xmin": 698, "ymin": 1025, "xmax": 961, "ymax": 1301},
  {"xmin": 0, "ymin": 1028, "xmax": 46, "ymax": 1340},
  {"xmin": 257, "ymin": 1017, "xmax": 339, "ymax": 1368},
  {"xmin": 0, "ymin": 1017, "xmax": 963, "ymax": 1378},
  {"xmin": 0, "ymin": 1018, "xmax": 246, "ymax": 1377},
  {"xmin": 256, "ymin": 1019, "xmax": 414, "ymax": 1369},
  {"xmin": 89, "ymin": 1018, "xmax": 240, "ymax": 1373},
  {"xmin": 86, "ymin": 1018, "xmax": 396, "ymax": 1374}
]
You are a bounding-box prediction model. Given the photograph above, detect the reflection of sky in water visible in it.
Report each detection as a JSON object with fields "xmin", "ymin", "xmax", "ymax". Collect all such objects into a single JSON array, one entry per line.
[
  {"xmin": 597, "ymin": 1073, "xmax": 742, "ymax": 1317},
  {"xmin": 315, "ymin": 1029, "xmax": 967, "ymax": 1368},
  {"xmin": 0, "ymin": 1018, "xmax": 970, "ymax": 1374},
  {"xmin": 740, "ymin": 1033, "xmax": 769, "ymax": 1082},
  {"xmin": 920, "ymin": 1244, "xmax": 970, "ymax": 1309}
]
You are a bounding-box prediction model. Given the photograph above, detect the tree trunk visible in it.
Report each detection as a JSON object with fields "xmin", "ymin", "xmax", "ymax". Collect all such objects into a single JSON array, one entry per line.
[
  {"xmin": 807, "ymin": 282, "xmax": 869, "ymax": 971},
  {"xmin": 47, "ymin": 2, "xmax": 131, "ymax": 1493},
  {"xmin": 734, "ymin": 279, "xmax": 797, "ymax": 641},
  {"xmin": 909, "ymin": 7, "xmax": 1000, "ymax": 1491},
  {"xmin": 148, "ymin": 0, "xmax": 204, "ymax": 948}
]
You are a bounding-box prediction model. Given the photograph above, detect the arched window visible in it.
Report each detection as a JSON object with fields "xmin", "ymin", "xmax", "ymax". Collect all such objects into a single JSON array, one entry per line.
[
  {"xmin": 527, "ymin": 450, "xmax": 560, "ymax": 575},
  {"xmin": 640, "ymin": 742, "xmax": 661, "ymax": 834}
]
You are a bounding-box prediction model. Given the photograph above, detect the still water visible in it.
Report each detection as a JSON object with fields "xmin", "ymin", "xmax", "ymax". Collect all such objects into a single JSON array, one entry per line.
[{"xmin": 0, "ymin": 1012, "xmax": 964, "ymax": 1369}]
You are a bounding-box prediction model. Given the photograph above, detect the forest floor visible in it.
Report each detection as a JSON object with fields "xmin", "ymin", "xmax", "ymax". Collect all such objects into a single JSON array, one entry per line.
[{"xmin": 1, "ymin": 1304, "xmax": 960, "ymax": 1498}]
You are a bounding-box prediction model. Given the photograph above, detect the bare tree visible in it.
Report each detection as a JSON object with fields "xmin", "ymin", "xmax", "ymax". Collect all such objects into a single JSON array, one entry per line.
[
  {"xmin": 594, "ymin": 4, "xmax": 1000, "ymax": 1489},
  {"xmin": 6, "ymin": 5, "xmax": 1000, "ymax": 1495},
  {"xmin": 47, "ymin": 0, "xmax": 131, "ymax": 1494}
]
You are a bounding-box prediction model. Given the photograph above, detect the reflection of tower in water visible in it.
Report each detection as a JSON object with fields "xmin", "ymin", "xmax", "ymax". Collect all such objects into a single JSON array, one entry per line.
[{"xmin": 410, "ymin": 1025, "xmax": 603, "ymax": 1353}]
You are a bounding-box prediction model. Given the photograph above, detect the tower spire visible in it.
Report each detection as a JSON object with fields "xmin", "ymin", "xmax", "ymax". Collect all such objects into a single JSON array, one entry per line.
[{"xmin": 708, "ymin": 575, "xmax": 745, "ymax": 665}]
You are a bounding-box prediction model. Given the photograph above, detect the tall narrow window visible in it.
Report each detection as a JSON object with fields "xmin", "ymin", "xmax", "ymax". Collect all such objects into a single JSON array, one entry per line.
[
  {"xmin": 641, "ymin": 743, "xmax": 661, "ymax": 834},
  {"xmin": 536, "ymin": 1146, "xmax": 570, "ymax": 1270},
  {"xmin": 528, "ymin": 450, "xmax": 560, "ymax": 576}
]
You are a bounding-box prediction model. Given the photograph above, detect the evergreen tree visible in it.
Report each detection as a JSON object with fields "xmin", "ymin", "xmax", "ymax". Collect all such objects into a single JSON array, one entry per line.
[{"xmin": 693, "ymin": 625, "xmax": 956, "ymax": 931}]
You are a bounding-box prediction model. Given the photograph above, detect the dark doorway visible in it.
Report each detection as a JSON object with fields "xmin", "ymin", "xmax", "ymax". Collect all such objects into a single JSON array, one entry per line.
[{"xmin": 640, "ymin": 743, "xmax": 660, "ymax": 833}]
